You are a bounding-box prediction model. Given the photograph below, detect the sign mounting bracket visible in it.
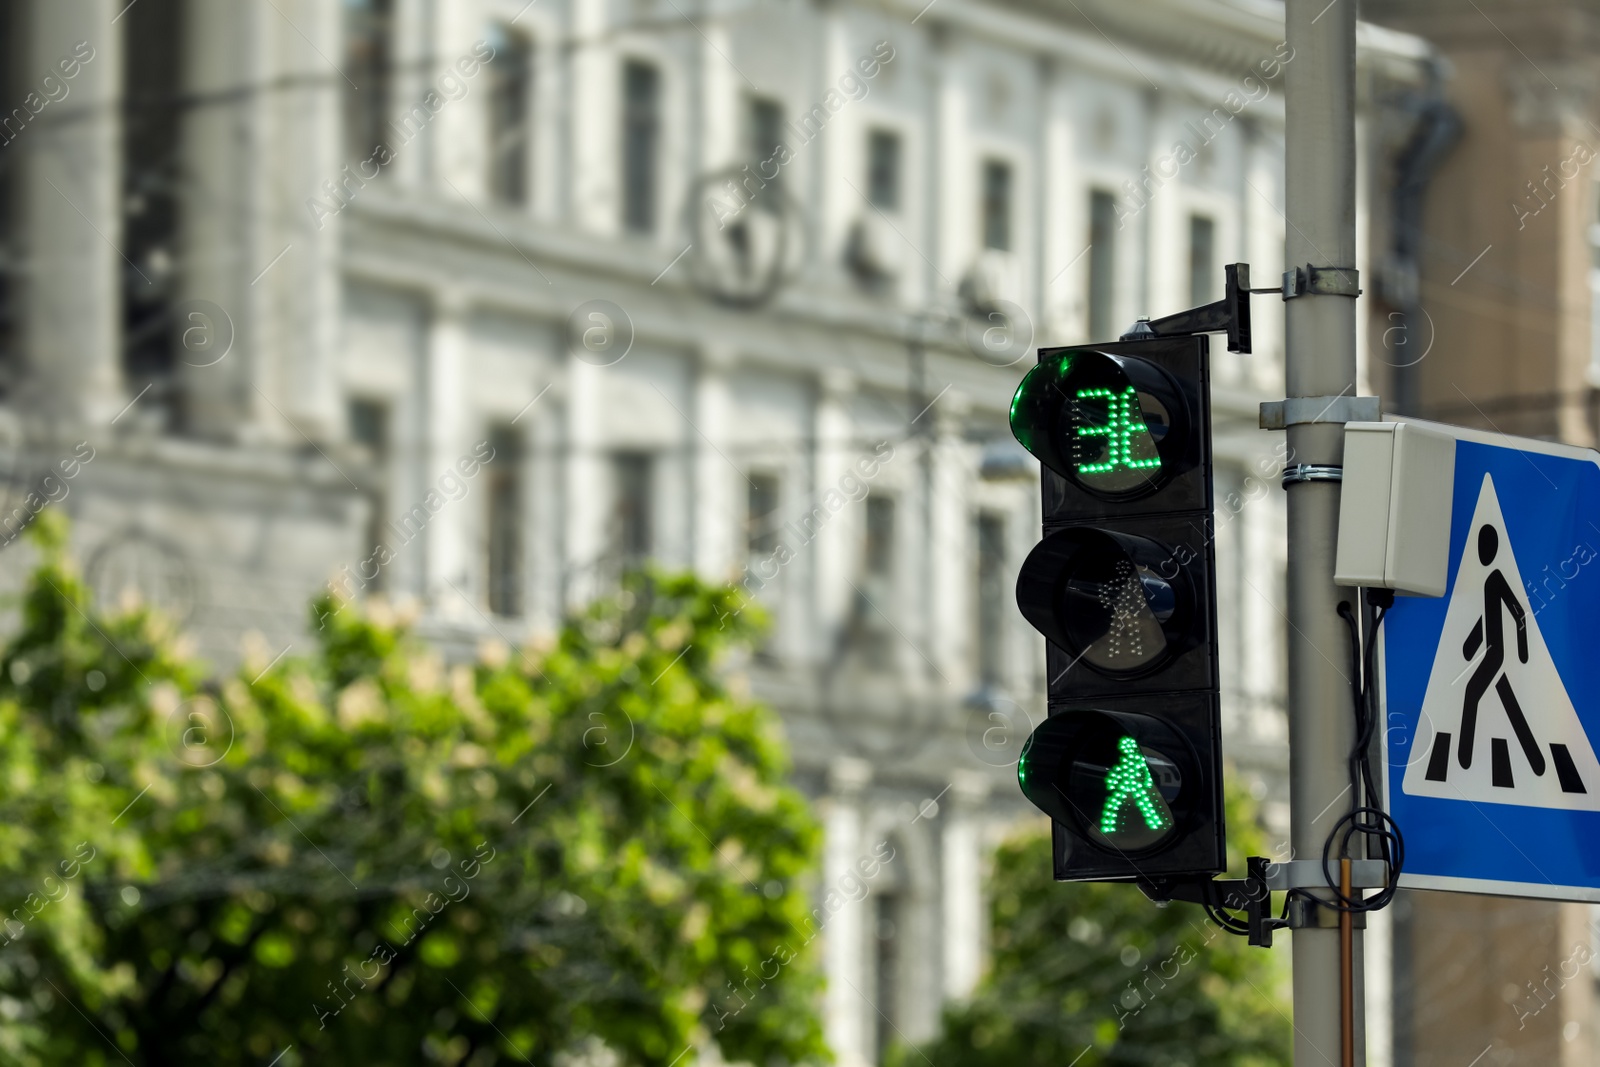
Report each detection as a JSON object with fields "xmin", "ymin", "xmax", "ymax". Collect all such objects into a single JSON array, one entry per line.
[{"xmin": 1120, "ymin": 263, "xmax": 1270, "ymax": 355}]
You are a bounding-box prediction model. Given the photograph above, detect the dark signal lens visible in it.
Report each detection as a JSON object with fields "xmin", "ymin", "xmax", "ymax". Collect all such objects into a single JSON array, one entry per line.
[
  {"xmin": 1016, "ymin": 529, "xmax": 1191, "ymax": 679},
  {"xmin": 1060, "ymin": 548, "xmax": 1177, "ymax": 674}
]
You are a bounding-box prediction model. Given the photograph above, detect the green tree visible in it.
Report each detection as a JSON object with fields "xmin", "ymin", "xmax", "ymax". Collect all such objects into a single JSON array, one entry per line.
[
  {"xmin": 894, "ymin": 786, "xmax": 1291, "ymax": 1067},
  {"xmin": 0, "ymin": 513, "xmax": 828, "ymax": 1065}
]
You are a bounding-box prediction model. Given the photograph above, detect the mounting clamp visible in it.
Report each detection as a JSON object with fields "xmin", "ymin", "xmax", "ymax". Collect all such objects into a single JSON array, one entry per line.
[
  {"xmin": 1282, "ymin": 464, "xmax": 1343, "ymax": 487},
  {"xmin": 1264, "ymin": 859, "xmax": 1389, "ymax": 891},
  {"xmin": 1259, "ymin": 395, "xmax": 1381, "ymax": 430},
  {"xmin": 1287, "ymin": 896, "xmax": 1367, "ymax": 930},
  {"xmin": 1139, "ymin": 857, "xmax": 1286, "ymax": 948},
  {"xmin": 1283, "ymin": 264, "xmax": 1360, "ymax": 299}
]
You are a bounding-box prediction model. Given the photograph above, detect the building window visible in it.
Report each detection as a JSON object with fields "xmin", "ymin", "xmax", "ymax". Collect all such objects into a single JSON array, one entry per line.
[
  {"xmin": 1189, "ymin": 213, "xmax": 1216, "ymax": 308},
  {"xmin": 1088, "ymin": 189, "xmax": 1118, "ymax": 341},
  {"xmin": 486, "ymin": 425, "xmax": 524, "ymax": 616},
  {"xmin": 854, "ymin": 494, "xmax": 897, "ymax": 667},
  {"xmin": 121, "ymin": 0, "xmax": 182, "ymax": 419},
  {"xmin": 873, "ymin": 890, "xmax": 903, "ymax": 1065},
  {"xmin": 486, "ymin": 24, "xmax": 533, "ymax": 205},
  {"xmin": 867, "ymin": 128, "xmax": 901, "ymax": 212},
  {"xmin": 621, "ymin": 60, "xmax": 662, "ymax": 234},
  {"xmin": 981, "ymin": 159, "xmax": 1012, "ymax": 252},
  {"xmin": 747, "ymin": 472, "xmax": 780, "ymax": 556},
  {"xmin": 865, "ymin": 495, "xmax": 895, "ymax": 582},
  {"xmin": 611, "ymin": 451, "xmax": 653, "ymax": 562},
  {"xmin": 349, "ymin": 399, "xmax": 390, "ymax": 592},
  {"xmin": 746, "ymin": 95, "xmax": 785, "ymax": 208},
  {"xmin": 349, "ymin": 398, "xmax": 388, "ymax": 454},
  {"xmin": 343, "ymin": 0, "xmax": 394, "ymax": 161},
  {"xmin": 976, "ymin": 512, "xmax": 1007, "ymax": 686}
]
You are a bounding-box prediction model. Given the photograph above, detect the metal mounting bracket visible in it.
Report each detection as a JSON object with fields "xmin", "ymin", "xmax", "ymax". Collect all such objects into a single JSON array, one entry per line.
[
  {"xmin": 1287, "ymin": 896, "xmax": 1367, "ymax": 930},
  {"xmin": 1138, "ymin": 856, "xmax": 1285, "ymax": 948},
  {"xmin": 1120, "ymin": 262, "xmax": 1254, "ymax": 353},
  {"xmin": 1264, "ymin": 859, "xmax": 1389, "ymax": 891},
  {"xmin": 1282, "ymin": 464, "xmax": 1343, "ymax": 487},
  {"xmin": 1283, "ymin": 264, "xmax": 1361, "ymax": 299},
  {"xmin": 1259, "ymin": 395, "xmax": 1381, "ymax": 430}
]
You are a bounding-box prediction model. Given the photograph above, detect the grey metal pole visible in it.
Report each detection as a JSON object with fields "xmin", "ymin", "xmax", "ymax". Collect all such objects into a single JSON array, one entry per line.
[{"xmin": 1283, "ymin": 0, "xmax": 1363, "ymax": 1064}]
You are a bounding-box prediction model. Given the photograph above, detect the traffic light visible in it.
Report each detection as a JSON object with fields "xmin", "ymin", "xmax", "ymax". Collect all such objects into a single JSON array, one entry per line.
[{"xmin": 1011, "ymin": 335, "xmax": 1223, "ymax": 882}]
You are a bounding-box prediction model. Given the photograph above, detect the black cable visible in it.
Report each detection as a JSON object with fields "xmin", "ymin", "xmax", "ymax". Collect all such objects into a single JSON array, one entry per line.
[
  {"xmin": 1300, "ymin": 592, "xmax": 1402, "ymax": 916},
  {"xmin": 1196, "ymin": 592, "xmax": 1405, "ymax": 936},
  {"xmin": 1338, "ymin": 601, "xmax": 1366, "ymax": 804},
  {"xmin": 1202, "ymin": 880, "xmax": 1252, "ymax": 936}
]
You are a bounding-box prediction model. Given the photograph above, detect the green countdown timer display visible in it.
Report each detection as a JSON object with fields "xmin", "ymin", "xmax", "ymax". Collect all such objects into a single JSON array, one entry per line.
[
  {"xmin": 1072, "ymin": 385, "xmax": 1162, "ymax": 481},
  {"xmin": 1070, "ymin": 383, "xmax": 1166, "ymax": 494},
  {"xmin": 1009, "ymin": 351, "xmax": 1184, "ymax": 498}
]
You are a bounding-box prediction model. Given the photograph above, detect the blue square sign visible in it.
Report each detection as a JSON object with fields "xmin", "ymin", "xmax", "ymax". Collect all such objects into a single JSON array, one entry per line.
[{"xmin": 1384, "ymin": 424, "xmax": 1600, "ymax": 900}]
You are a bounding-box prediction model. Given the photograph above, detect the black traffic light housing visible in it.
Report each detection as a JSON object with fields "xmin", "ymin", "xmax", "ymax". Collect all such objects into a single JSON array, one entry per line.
[{"xmin": 1011, "ymin": 334, "xmax": 1224, "ymax": 883}]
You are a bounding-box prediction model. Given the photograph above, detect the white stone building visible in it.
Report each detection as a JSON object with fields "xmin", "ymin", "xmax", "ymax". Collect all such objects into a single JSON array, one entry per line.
[{"xmin": 0, "ymin": 0, "xmax": 1429, "ymax": 1062}]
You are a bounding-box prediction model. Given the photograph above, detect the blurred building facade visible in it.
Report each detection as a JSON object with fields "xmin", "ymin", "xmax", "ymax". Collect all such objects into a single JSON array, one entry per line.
[
  {"xmin": 1362, "ymin": 1, "xmax": 1600, "ymax": 1065},
  {"xmin": 0, "ymin": 0, "xmax": 1428, "ymax": 1063}
]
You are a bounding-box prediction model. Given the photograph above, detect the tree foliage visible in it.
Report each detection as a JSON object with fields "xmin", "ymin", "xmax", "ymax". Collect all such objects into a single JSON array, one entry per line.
[
  {"xmin": 0, "ymin": 513, "xmax": 827, "ymax": 1066},
  {"xmin": 894, "ymin": 784, "xmax": 1291, "ymax": 1067}
]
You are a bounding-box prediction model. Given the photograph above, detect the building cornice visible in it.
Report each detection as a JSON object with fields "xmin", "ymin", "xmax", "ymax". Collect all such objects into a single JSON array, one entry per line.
[{"xmin": 920, "ymin": 0, "xmax": 1432, "ymax": 89}]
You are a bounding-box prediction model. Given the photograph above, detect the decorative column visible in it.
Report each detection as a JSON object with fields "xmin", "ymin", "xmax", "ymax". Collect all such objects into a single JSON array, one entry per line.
[
  {"xmin": 927, "ymin": 388, "xmax": 970, "ymax": 687},
  {"xmin": 179, "ymin": 0, "xmax": 252, "ymax": 439},
  {"xmin": 529, "ymin": 374, "xmax": 567, "ymax": 633},
  {"xmin": 1037, "ymin": 56, "xmax": 1073, "ymax": 335},
  {"xmin": 812, "ymin": 369, "xmax": 856, "ymax": 665},
  {"xmin": 941, "ymin": 769, "xmax": 990, "ymax": 1002},
  {"xmin": 257, "ymin": 0, "xmax": 341, "ymax": 442},
  {"xmin": 431, "ymin": 0, "xmax": 482, "ymax": 198},
  {"xmin": 693, "ymin": 344, "xmax": 737, "ymax": 581},
  {"xmin": 931, "ymin": 27, "xmax": 968, "ymax": 298},
  {"xmin": 568, "ymin": 0, "xmax": 615, "ymax": 234},
  {"xmin": 1145, "ymin": 99, "xmax": 1187, "ymax": 319},
  {"xmin": 564, "ymin": 355, "xmax": 608, "ymax": 610},
  {"xmin": 697, "ymin": 20, "xmax": 736, "ymax": 175},
  {"xmin": 425, "ymin": 289, "xmax": 471, "ymax": 616},
  {"xmin": 21, "ymin": 0, "xmax": 124, "ymax": 428},
  {"xmin": 238, "ymin": 0, "xmax": 272, "ymax": 441},
  {"xmin": 815, "ymin": 6, "xmax": 851, "ymax": 265},
  {"xmin": 823, "ymin": 756, "xmax": 872, "ymax": 1067}
]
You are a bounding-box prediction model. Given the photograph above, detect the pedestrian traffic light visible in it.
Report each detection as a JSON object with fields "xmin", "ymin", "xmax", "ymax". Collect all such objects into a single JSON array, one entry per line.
[{"xmin": 1011, "ymin": 335, "xmax": 1224, "ymax": 882}]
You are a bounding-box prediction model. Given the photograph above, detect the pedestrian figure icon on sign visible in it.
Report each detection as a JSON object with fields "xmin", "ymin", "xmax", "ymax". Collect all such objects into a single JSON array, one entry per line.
[
  {"xmin": 1457, "ymin": 524, "xmax": 1544, "ymax": 784},
  {"xmin": 1404, "ymin": 475, "xmax": 1600, "ymax": 810}
]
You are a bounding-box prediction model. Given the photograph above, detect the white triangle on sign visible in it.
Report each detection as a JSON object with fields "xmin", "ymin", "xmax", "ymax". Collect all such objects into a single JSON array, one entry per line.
[{"xmin": 1401, "ymin": 473, "xmax": 1600, "ymax": 810}]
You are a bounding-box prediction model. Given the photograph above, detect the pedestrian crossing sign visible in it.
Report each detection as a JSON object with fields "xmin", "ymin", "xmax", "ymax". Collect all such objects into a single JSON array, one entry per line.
[{"xmin": 1383, "ymin": 422, "xmax": 1600, "ymax": 901}]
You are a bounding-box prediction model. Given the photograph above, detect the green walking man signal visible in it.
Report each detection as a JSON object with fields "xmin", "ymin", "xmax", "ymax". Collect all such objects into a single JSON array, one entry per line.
[{"xmin": 1101, "ymin": 735, "xmax": 1174, "ymax": 835}]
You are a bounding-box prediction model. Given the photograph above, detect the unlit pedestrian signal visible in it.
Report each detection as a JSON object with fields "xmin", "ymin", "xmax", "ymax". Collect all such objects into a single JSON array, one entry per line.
[{"xmin": 1402, "ymin": 474, "xmax": 1600, "ymax": 809}]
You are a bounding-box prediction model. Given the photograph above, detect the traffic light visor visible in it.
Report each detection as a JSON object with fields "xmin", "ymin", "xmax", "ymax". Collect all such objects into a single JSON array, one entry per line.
[
  {"xmin": 1010, "ymin": 351, "xmax": 1189, "ymax": 497},
  {"xmin": 1018, "ymin": 711, "xmax": 1187, "ymax": 853}
]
